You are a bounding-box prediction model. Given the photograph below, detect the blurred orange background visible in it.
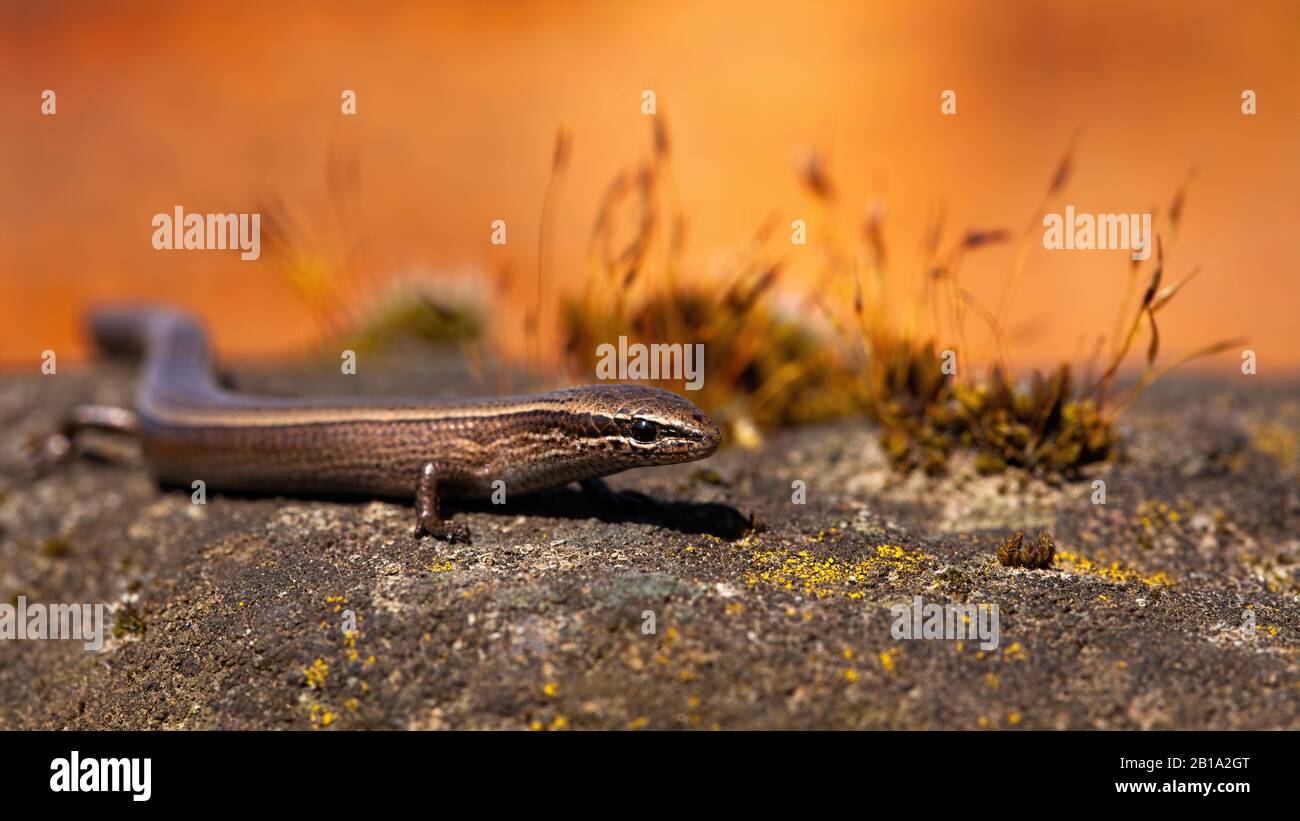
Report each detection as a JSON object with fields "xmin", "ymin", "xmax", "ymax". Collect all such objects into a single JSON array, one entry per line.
[{"xmin": 3, "ymin": 0, "xmax": 1297, "ymax": 374}]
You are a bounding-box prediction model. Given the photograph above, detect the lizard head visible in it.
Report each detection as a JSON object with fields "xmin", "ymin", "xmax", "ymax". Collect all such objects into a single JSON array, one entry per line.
[{"xmin": 566, "ymin": 385, "xmax": 721, "ymax": 467}]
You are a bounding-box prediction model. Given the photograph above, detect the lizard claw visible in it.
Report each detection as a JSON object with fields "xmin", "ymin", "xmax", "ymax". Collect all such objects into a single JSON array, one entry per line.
[{"xmin": 415, "ymin": 513, "xmax": 471, "ymax": 543}]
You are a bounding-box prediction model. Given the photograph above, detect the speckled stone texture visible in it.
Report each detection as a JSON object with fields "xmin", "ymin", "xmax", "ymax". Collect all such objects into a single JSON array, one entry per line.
[{"xmin": 1, "ymin": 357, "xmax": 1297, "ymax": 729}]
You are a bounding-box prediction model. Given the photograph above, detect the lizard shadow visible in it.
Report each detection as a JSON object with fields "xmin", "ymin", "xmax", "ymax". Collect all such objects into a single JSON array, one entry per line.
[
  {"xmin": 169, "ymin": 481, "xmax": 757, "ymax": 541},
  {"xmin": 449, "ymin": 486, "xmax": 759, "ymax": 540}
]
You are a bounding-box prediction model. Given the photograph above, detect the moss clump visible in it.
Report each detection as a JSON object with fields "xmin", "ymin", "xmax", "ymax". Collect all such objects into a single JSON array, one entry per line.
[
  {"xmin": 953, "ymin": 366, "xmax": 1118, "ymax": 474},
  {"xmin": 111, "ymin": 605, "xmax": 147, "ymax": 639},
  {"xmin": 343, "ymin": 296, "xmax": 481, "ymax": 354},
  {"xmin": 562, "ymin": 284, "xmax": 858, "ymax": 434},
  {"xmin": 871, "ymin": 352, "xmax": 1119, "ymax": 476},
  {"xmin": 550, "ymin": 123, "xmax": 1235, "ymax": 479},
  {"xmin": 41, "ymin": 537, "xmax": 71, "ymax": 558},
  {"xmin": 997, "ymin": 529, "xmax": 1056, "ymax": 569}
]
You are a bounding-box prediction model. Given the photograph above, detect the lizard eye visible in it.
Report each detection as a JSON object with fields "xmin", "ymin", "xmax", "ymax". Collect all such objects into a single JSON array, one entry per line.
[{"xmin": 629, "ymin": 418, "xmax": 658, "ymax": 444}]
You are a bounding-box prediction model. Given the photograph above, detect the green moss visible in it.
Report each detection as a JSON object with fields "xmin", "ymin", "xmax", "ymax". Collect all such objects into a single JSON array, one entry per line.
[
  {"xmin": 562, "ymin": 285, "xmax": 859, "ymax": 433},
  {"xmin": 112, "ymin": 606, "xmax": 147, "ymax": 639},
  {"xmin": 690, "ymin": 468, "xmax": 724, "ymax": 485},
  {"xmin": 342, "ymin": 297, "xmax": 481, "ymax": 355},
  {"xmin": 41, "ymin": 538, "xmax": 71, "ymax": 558},
  {"xmin": 872, "ymin": 355, "xmax": 1119, "ymax": 476}
]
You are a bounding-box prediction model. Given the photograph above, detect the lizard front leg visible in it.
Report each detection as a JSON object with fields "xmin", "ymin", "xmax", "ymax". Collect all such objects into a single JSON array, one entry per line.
[{"xmin": 414, "ymin": 461, "xmax": 471, "ymax": 543}]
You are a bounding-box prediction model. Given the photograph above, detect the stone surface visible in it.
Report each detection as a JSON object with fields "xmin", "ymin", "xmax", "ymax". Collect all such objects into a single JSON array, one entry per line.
[{"xmin": 1, "ymin": 358, "xmax": 1297, "ymax": 730}]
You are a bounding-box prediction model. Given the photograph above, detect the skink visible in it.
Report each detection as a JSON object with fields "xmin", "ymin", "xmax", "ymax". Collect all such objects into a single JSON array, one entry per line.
[{"xmin": 54, "ymin": 308, "xmax": 721, "ymax": 542}]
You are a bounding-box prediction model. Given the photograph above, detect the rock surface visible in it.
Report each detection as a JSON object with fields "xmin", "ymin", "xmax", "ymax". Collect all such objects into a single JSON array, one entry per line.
[{"xmin": 1, "ymin": 357, "xmax": 1297, "ymax": 730}]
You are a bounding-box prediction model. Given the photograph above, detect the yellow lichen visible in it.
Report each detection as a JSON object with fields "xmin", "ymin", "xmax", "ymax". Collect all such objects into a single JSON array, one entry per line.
[
  {"xmin": 307, "ymin": 701, "xmax": 336, "ymax": 729},
  {"xmin": 1249, "ymin": 420, "xmax": 1298, "ymax": 468},
  {"xmin": 304, "ymin": 658, "xmax": 329, "ymax": 689},
  {"xmin": 746, "ymin": 544, "xmax": 931, "ymax": 598},
  {"xmin": 1054, "ymin": 549, "xmax": 1172, "ymax": 587},
  {"xmin": 879, "ymin": 647, "xmax": 901, "ymax": 673}
]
